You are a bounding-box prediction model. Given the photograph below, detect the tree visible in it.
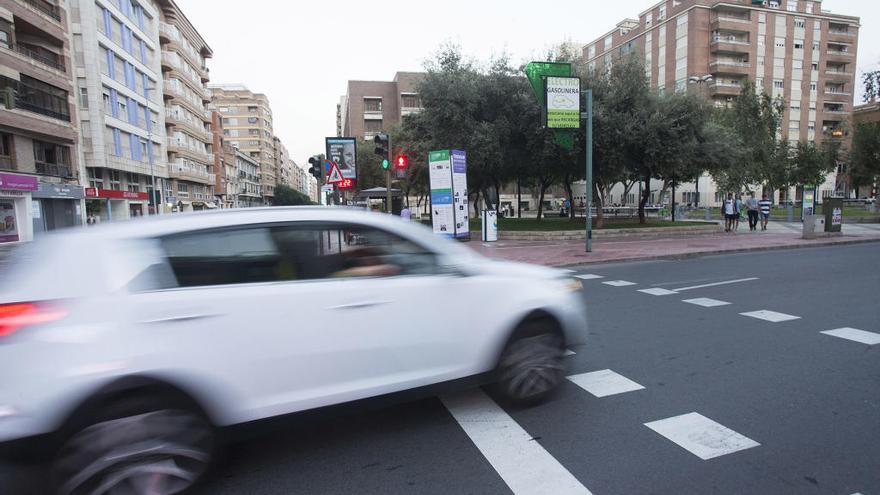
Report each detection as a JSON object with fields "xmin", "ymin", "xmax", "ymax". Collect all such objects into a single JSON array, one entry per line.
[
  {"xmin": 355, "ymin": 140, "xmax": 384, "ymax": 191},
  {"xmin": 789, "ymin": 140, "xmax": 832, "ymax": 188},
  {"xmin": 862, "ymin": 69, "xmax": 880, "ymax": 102},
  {"xmin": 850, "ymin": 122, "xmax": 880, "ymax": 197},
  {"xmin": 717, "ymin": 81, "xmax": 786, "ymax": 196},
  {"xmin": 273, "ymin": 185, "xmax": 315, "ymax": 205}
]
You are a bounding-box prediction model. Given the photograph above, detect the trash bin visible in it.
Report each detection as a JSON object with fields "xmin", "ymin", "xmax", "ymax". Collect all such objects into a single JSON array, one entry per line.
[
  {"xmin": 823, "ymin": 197, "xmax": 843, "ymax": 233},
  {"xmin": 482, "ymin": 210, "xmax": 498, "ymax": 242}
]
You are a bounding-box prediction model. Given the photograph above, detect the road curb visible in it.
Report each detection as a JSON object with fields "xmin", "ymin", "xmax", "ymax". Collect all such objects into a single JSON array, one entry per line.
[{"xmin": 556, "ymin": 237, "xmax": 880, "ymax": 268}]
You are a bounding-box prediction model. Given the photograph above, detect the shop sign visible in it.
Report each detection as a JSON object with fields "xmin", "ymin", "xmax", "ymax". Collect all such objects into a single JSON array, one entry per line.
[
  {"xmin": 0, "ymin": 172, "xmax": 39, "ymax": 192},
  {"xmin": 85, "ymin": 188, "xmax": 149, "ymax": 200},
  {"xmin": 0, "ymin": 201, "xmax": 19, "ymax": 243},
  {"xmin": 33, "ymin": 183, "xmax": 85, "ymax": 200}
]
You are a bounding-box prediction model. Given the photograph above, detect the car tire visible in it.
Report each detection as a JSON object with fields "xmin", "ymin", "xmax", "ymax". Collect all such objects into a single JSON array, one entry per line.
[
  {"xmin": 50, "ymin": 395, "xmax": 215, "ymax": 495},
  {"xmin": 496, "ymin": 321, "xmax": 566, "ymax": 405}
]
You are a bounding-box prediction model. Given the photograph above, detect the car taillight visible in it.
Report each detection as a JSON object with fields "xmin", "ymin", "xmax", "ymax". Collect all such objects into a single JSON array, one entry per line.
[{"xmin": 0, "ymin": 302, "xmax": 67, "ymax": 338}]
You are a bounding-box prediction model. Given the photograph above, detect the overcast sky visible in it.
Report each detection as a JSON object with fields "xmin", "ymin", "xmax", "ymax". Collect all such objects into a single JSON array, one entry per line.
[{"xmin": 178, "ymin": 0, "xmax": 878, "ymax": 167}]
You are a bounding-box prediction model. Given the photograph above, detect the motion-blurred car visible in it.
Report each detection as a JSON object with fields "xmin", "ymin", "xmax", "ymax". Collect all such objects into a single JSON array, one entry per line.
[{"xmin": 0, "ymin": 207, "xmax": 587, "ymax": 494}]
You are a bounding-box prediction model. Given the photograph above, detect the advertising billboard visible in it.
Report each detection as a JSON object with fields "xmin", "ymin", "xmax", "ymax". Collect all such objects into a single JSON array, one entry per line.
[
  {"xmin": 325, "ymin": 137, "xmax": 357, "ymax": 181},
  {"xmin": 429, "ymin": 149, "xmax": 469, "ymax": 239},
  {"xmin": 545, "ymin": 76, "xmax": 581, "ymax": 129}
]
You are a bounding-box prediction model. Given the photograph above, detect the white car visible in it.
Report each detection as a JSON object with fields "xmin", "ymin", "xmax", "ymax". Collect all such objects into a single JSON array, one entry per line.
[{"xmin": 0, "ymin": 207, "xmax": 587, "ymax": 494}]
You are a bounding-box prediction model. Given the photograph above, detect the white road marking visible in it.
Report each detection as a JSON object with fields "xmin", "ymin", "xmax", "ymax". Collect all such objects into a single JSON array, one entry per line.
[
  {"xmin": 567, "ymin": 370, "xmax": 645, "ymax": 398},
  {"xmin": 575, "ymin": 274, "xmax": 604, "ymax": 280},
  {"xmin": 441, "ymin": 389, "xmax": 592, "ymax": 495},
  {"xmin": 683, "ymin": 298, "xmax": 732, "ymax": 308},
  {"xmin": 820, "ymin": 328, "xmax": 880, "ymax": 346},
  {"xmin": 672, "ymin": 277, "xmax": 759, "ymax": 292},
  {"xmin": 560, "ymin": 269, "xmax": 576, "ymax": 273},
  {"xmin": 740, "ymin": 310, "xmax": 801, "ymax": 323},
  {"xmin": 564, "ymin": 349, "xmax": 576, "ymax": 356},
  {"xmin": 644, "ymin": 412, "xmax": 760, "ymax": 460},
  {"xmin": 603, "ymin": 280, "xmax": 637, "ymax": 287},
  {"xmin": 638, "ymin": 288, "xmax": 679, "ymax": 296}
]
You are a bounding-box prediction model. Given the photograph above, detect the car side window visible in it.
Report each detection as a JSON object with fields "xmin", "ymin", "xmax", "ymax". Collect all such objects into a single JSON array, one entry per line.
[
  {"xmin": 272, "ymin": 222, "xmax": 441, "ymax": 279},
  {"xmin": 160, "ymin": 226, "xmax": 287, "ymax": 288}
]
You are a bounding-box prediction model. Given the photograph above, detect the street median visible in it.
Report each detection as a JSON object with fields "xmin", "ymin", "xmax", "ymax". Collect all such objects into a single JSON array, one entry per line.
[{"xmin": 492, "ymin": 223, "xmax": 722, "ymax": 241}]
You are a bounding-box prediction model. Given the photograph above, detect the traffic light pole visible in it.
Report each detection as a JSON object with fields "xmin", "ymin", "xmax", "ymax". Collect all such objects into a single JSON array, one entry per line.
[{"xmin": 386, "ymin": 135, "xmax": 392, "ymax": 214}]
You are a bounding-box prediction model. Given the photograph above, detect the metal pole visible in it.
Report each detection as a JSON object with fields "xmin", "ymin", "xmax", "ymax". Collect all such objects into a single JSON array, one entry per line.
[
  {"xmin": 146, "ymin": 87, "xmax": 157, "ymax": 215},
  {"xmin": 585, "ymin": 89, "xmax": 593, "ymax": 253},
  {"xmin": 386, "ymin": 135, "xmax": 393, "ymax": 214},
  {"xmin": 672, "ymin": 176, "xmax": 676, "ymax": 222}
]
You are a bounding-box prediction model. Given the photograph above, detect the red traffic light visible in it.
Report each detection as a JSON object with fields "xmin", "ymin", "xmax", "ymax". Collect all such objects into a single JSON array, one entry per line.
[{"xmin": 395, "ymin": 154, "xmax": 409, "ymax": 169}]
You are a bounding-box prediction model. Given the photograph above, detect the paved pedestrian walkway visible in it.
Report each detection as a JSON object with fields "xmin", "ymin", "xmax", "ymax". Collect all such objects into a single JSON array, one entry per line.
[{"xmin": 468, "ymin": 221, "xmax": 880, "ymax": 267}]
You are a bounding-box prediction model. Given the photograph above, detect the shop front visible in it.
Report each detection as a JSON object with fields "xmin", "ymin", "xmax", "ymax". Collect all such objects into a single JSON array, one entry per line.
[
  {"xmin": 32, "ymin": 183, "xmax": 85, "ymax": 235},
  {"xmin": 84, "ymin": 188, "xmax": 150, "ymax": 223},
  {"xmin": 0, "ymin": 172, "xmax": 38, "ymax": 244}
]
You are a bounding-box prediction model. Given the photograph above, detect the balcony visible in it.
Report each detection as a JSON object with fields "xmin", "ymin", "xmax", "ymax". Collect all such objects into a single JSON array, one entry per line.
[
  {"xmin": 826, "ymin": 50, "xmax": 855, "ymax": 62},
  {"xmin": 167, "ymin": 165, "xmax": 216, "ymax": 185},
  {"xmin": 166, "ymin": 113, "xmax": 213, "ymax": 142},
  {"xmin": 823, "ymin": 90, "xmax": 851, "ymax": 102},
  {"xmin": 709, "ymin": 60, "xmax": 752, "ymax": 75},
  {"xmin": 15, "ymin": 44, "xmax": 65, "ymax": 72},
  {"xmin": 711, "ymin": 17, "xmax": 751, "ymax": 33},
  {"xmin": 824, "ymin": 70, "xmax": 853, "ymax": 82},
  {"xmin": 710, "ymin": 81, "xmax": 743, "ymax": 96},
  {"xmin": 0, "ymin": 156, "xmax": 15, "ymax": 171},
  {"xmin": 827, "ymin": 30, "xmax": 857, "ymax": 42},
  {"xmin": 822, "ymin": 107, "xmax": 849, "ymax": 116},
  {"xmin": 710, "ymin": 38, "xmax": 750, "ymax": 54},
  {"xmin": 167, "ymin": 143, "xmax": 214, "ymax": 165},
  {"xmin": 35, "ymin": 162, "xmax": 73, "ymax": 178},
  {"xmin": 21, "ymin": 0, "xmax": 61, "ymax": 22}
]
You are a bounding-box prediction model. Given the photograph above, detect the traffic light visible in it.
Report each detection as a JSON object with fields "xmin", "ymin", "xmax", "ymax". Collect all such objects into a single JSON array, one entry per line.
[
  {"xmin": 308, "ymin": 155, "xmax": 322, "ymax": 180},
  {"xmin": 374, "ymin": 133, "xmax": 391, "ymax": 170},
  {"xmin": 394, "ymin": 154, "xmax": 409, "ymax": 169}
]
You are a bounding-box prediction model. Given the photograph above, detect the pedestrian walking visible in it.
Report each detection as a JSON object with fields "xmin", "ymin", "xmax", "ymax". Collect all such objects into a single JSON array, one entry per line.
[
  {"xmin": 758, "ymin": 193, "xmax": 772, "ymax": 231},
  {"xmin": 734, "ymin": 195, "xmax": 743, "ymax": 231},
  {"xmin": 723, "ymin": 193, "xmax": 738, "ymax": 233},
  {"xmin": 745, "ymin": 192, "xmax": 760, "ymax": 231}
]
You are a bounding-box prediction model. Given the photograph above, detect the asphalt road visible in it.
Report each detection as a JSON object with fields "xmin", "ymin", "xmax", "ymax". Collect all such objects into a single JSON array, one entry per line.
[{"xmin": 2, "ymin": 243, "xmax": 878, "ymax": 494}]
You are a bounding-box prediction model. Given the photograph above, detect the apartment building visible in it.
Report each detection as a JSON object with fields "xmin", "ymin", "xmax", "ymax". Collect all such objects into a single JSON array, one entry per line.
[
  {"xmin": 70, "ymin": 0, "xmax": 166, "ymax": 220},
  {"xmin": 234, "ymin": 145, "xmax": 260, "ymax": 208},
  {"xmin": 1, "ymin": 0, "xmax": 83, "ymax": 243},
  {"xmin": 339, "ymin": 71, "xmax": 424, "ymax": 141},
  {"xmin": 158, "ymin": 0, "xmax": 214, "ymax": 212},
  {"xmin": 272, "ymin": 135, "xmax": 290, "ymax": 187},
  {"xmin": 209, "ymin": 84, "xmax": 275, "ymax": 203},
  {"xmin": 582, "ymin": 0, "xmax": 860, "ymax": 203}
]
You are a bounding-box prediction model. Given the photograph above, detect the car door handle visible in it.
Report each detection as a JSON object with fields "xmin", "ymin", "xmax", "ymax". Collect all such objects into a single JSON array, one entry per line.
[
  {"xmin": 139, "ymin": 313, "xmax": 224, "ymax": 325},
  {"xmin": 327, "ymin": 301, "xmax": 392, "ymax": 311}
]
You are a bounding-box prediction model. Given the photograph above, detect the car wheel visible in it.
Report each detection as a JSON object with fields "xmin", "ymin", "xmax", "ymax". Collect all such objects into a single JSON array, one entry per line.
[
  {"xmin": 51, "ymin": 398, "xmax": 215, "ymax": 495},
  {"xmin": 497, "ymin": 325, "xmax": 566, "ymax": 404}
]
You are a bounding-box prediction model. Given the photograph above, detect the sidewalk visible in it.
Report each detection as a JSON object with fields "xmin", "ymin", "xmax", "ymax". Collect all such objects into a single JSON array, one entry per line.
[{"xmin": 468, "ymin": 221, "xmax": 880, "ymax": 267}]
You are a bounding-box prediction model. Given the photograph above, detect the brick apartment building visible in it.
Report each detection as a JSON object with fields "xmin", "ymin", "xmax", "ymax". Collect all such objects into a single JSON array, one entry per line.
[
  {"xmin": 337, "ymin": 71, "xmax": 424, "ymax": 140},
  {"xmin": 581, "ymin": 0, "xmax": 860, "ymax": 205},
  {"xmin": 1, "ymin": 0, "xmax": 83, "ymax": 243}
]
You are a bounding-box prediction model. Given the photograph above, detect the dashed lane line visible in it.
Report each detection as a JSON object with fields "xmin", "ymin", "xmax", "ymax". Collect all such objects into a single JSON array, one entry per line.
[
  {"xmin": 567, "ymin": 370, "xmax": 645, "ymax": 398},
  {"xmin": 672, "ymin": 277, "xmax": 759, "ymax": 292},
  {"xmin": 638, "ymin": 288, "xmax": 678, "ymax": 296},
  {"xmin": 740, "ymin": 310, "xmax": 801, "ymax": 323},
  {"xmin": 645, "ymin": 412, "xmax": 760, "ymax": 460},
  {"xmin": 683, "ymin": 298, "xmax": 732, "ymax": 307},
  {"xmin": 820, "ymin": 327, "xmax": 880, "ymax": 346},
  {"xmin": 441, "ymin": 389, "xmax": 593, "ymax": 495},
  {"xmin": 602, "ymin": 280, "xmax": 637, "ymax": 287}
]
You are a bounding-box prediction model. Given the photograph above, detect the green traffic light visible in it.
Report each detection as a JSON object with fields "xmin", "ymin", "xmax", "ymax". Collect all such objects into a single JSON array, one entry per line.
[{"xmin": 381, "ymin": 158, "xmax": 390, "ymax": 170}]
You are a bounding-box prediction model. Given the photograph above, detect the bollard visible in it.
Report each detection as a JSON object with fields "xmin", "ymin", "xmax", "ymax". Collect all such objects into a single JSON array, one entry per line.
[{"xmin": 787, "ymin": 203, "xmax": 793, "ymax": 222}]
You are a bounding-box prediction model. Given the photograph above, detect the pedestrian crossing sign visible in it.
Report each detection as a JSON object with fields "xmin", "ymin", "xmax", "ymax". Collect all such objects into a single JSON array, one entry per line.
[{"xmin": 326, "ymin": 162, "xmax": 345, "ymax": 184}]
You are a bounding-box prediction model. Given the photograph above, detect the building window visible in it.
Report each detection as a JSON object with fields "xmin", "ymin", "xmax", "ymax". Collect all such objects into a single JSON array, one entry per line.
[
  {"xmin": 794, "ymin": 19, "xmax": 805, "ymax": 28},
  {"xmin": 109, "ymin": 170, "xmax": 121, "ymax": 190},
  {"xmin": 0, "ymin": 75, "xmax": 70, "ymax": 121},
  {"xmin": 793, "ymin": 60, "xmax": 803, "ymax": 70},
  {"xmin": 774, "ymin": 80, "xmax": 784, "ymax": 89},
  {"xmin": 604, "ymin": 35, "xmax": 613, "ymax": 50},
  {"xmin": 0, "ymin": 133, "xmax": 13, "ymax": 170},
  {"xmin": 88, "ymin": 168, "xmax": 103, "ymax": 189},
  {"xmin": 794, "ymin": 39, "xmax": 804, "ymax": 49},
  {"xmin": 812, "ymin": 42, "xmax": 819, "ymax": 51},
  {"xmin": 775, "ymin": 38, "xmax": 785, "ymax": 48},
  {"xmin": 363, "ymin": 98, "xmax": 382, "ymax": 113},
  {"xmin": 588, "ymin": 45, "xmax": 596, "ymax": 58},
  {"xmin": 805, "ymin": 1, "xmax": 813, "ymax": 13},
  {"xmin": 810, "ymin": 83, "xmax": 817, "ymax": 92},
  {"xmin": 401, "ymin": 94, "xmax": 420, "ymax": 108},
  {"xmin": 127, "ymin": 173, "xmax": 140, "ymax": 192},
  {"xmin": 0, "ymin": 27, "xmax": 9, "ymax": 49},
  {"xmin": 786, "ymin": 0, "xmax": 797, "ymax": 11},
  {"xmin": 33, "ymin": 141, "xmax": 71, "ymax": 177},
  {"xmin": 811, "ymin": 62, "xmax": 818, "ymax": 71},
  {"xmin": 658, "ymin": 5, "xmax": 666, "ymax": 20},
  {"xmin": 364, "ymin": 119, "xmax": 383, "ymax": 133},
  {"xmin": 247, "ymin": 117, "xmax": 258, "ymax": 124}
]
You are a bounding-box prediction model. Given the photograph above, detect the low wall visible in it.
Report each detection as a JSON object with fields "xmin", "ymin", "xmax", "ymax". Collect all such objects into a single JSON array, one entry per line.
[{"xmin": 494, "ymin": 223, "xmax": 722, "ymax": 241}]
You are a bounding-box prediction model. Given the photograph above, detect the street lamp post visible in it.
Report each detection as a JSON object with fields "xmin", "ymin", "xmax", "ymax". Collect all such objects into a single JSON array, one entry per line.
[
  {"xmin": 688, "ymin": 75, "xmax": 713, "ymax": 211},
  {"xmin": 145, "ymin": 86, "xmax": 159, "ymax": 215}
]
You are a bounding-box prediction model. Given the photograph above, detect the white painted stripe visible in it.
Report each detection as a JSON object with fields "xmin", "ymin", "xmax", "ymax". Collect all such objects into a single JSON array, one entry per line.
[
  {"xmin": 645, "ymin": 412, "xmax": 760, "ymax": 460},
  {"xmin": 740, "ymin": 310, "xmax": 801, "ymax": 323},
  {"xmin": 575, "ymin": 274, "xmax": 604, "ymax": 280},
  {"xmin": 673, "ymin": 277, "xmax": 759, "ymax": 292},
  {"xmin": 560, "ymin": 269, "xmax": 576, "ymax": 273},
  {"xmin": 683, "ymin": 298, "xmax": 731, "ymax": 308},
  {"xmin": 603, "ymin": 280, "xmax": 637, "ymax": 287},
  {"xmin": 821, "ymin": 327, "xmax": 880, "ymax": 346},
  {"xmin": 567, "ymin": 370, "xmax": 645, "ymax": 398},
  {"xmin": 564, "ymin": 349, "xmax": 576, "ymax": 356},
  {"xmin": 441, "ymin": 389, "xmax": 592, "ymax": 495},
  {"xmin": 638, "ymin": 288, "xmax": 678, "ymax": 296}
]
